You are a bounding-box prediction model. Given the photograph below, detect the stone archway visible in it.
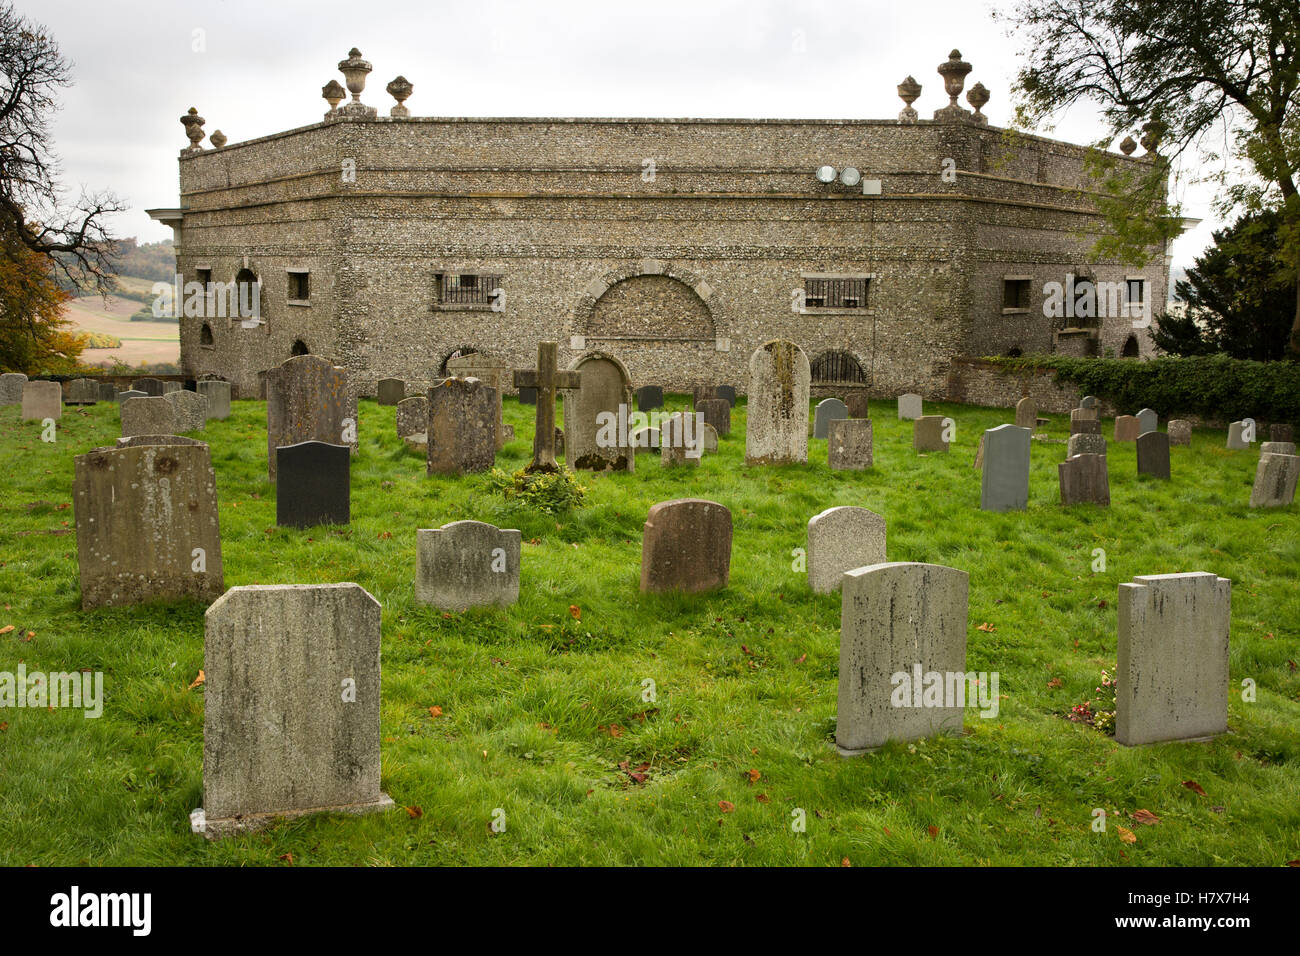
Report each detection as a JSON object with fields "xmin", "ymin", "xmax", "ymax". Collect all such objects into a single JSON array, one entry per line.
[{"xmin": 574, "ymin": 261, "xmax": 725, "ymax": 343}]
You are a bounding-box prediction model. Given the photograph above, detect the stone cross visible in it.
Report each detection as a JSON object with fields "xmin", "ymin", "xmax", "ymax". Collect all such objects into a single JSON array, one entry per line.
[{"xmin": 513, "ymin": 341, "xmax": 580, "ymax": 471}]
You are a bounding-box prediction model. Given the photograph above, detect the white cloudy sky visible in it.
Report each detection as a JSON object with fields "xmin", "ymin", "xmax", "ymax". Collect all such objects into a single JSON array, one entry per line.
[{"xmin": 28, "ymin": 0, "xmax": 1219, "ymax": 265}]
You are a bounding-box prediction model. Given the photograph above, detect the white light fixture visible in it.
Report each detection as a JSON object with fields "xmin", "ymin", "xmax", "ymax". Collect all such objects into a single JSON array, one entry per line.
[
  {"xmin": 839, "ymin": 166, "xmax": 861, "ymax": 186},
  {"xmin": 861, "ymin": 179, "xmax": 882, "ymax": 196},
  {"xmin": 815, "ymin": 165, "xmax": 837, "ymax": 183}
]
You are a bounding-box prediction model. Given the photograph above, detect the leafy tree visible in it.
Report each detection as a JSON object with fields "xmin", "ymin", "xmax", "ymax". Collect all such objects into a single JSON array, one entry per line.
[
  {"xmin": 1000, "ymin": 0, "xmax": 1300, "ymax": 357},
  {"xmin": 1152, "ymin": 209, "xmax": 1296, "ymax": 359},
  {"xmin": 0, "ymin": 230, "xmax": 82, "ymax": 373}
]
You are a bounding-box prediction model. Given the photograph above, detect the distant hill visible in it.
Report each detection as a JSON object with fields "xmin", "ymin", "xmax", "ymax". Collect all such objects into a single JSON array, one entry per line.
[{"xmin": 54, "ymin": 237, "xmax": 175, "ymax": 294}]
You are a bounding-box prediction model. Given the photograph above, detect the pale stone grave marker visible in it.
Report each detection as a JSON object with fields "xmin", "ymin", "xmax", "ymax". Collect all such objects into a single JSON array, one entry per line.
[
  {"xmin": 0, "ymin": 372, "xmax": 27, "ymax": 406},
  {"xmin": 196, "ymin": 380, "xmax": 231, "ymax": 420},
  {"xmin": 1067, "ymin": 433, "xmax": 1107, "ymax": 458},
  {"xmin": 21, "ymin": 381, "xmax": 61, "ymax": 421},
  {"xmin": 913, "ymin": 415, "xmax": 950, "ymax": 453},
  {"xmin": 1114, "ymin": 415, "xmax": 1141, "ymax": 442},
  {"xmin": 1014, "ymin": 397, "xmax": 1036, "ymax": 429},
  {"xmin": 1136, "ymin": 408, "xmax": 1158, "ymax": 434},
  {"xmin": 813, "ymin": 398, "xmax": 848, "ymax": 439},
  {"xmin": 828, "ymin": 418, "xmax": 873, "ymax": 470},
  {"xmin": 415, "ymin": 520, "xmax": 521, "ymax": 611},
  {"xmin": 744, "ymin": 339, "xmax": 810, "ymax": 466},
  {"xmin": 1167, "ymin": 420, "xmax": 1192, "ymax": 447},
  {"xmin": 121, "ymin": 396, "xmax": 175, "ymax": 437},
  {"xmin": 164, "ymin": 389, "xmax": 208, "ymax": 432},
  {"xmin": 427, "ymin": 378, "xmax": 496, "ymax": 475},
  {"xmin": 1226, "ymin": 421, "xmax": 1252, "ymax": 449},
  {"xmin": 897, "ymin": 393, "xmax": 922, "ymax": 420},
  {"xmin": 661, "ymin": 411, "xmax": 703, "ymax": 467},
  {"xmin": 807, "ymin": 506, "xmax": 886, "ymax": 594},
  {"xmin": 1249, "ymin": 453, "xmax": 1299, "ymax": 508},
  {"xmin": 266, "ymin": 355, "xmax": 357, "ymax": 481}
]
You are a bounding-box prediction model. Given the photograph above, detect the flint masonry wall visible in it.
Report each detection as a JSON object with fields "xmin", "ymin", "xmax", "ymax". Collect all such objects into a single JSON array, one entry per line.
[{"xmin": 165, "ymin": 114, "xmax": 1166, "ymax": 399}]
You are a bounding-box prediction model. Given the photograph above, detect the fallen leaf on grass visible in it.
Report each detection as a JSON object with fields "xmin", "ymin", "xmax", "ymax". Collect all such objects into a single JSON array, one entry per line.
[
  {"xmin": 428, "ymin": 705, "xmax": 443, "ymax": 718},
  {"xmin": 568, "ymin": 605, "xmax": 581, "ymax": 620},
  {"xmin": 279, "ymin": 853, "xmax": 293, "ymax": 864},
  {"xmin": 1046, "ymin": 677, "xmax": 1063, "ymax": 689},
  {"xmin": 0, "ymin": 625, "xmax": 12, "ymax": 636},
  {"xmin": 1131, "ymin": 809, "xmax": 1161, "ymax": 825},
  {"xmin": 745, "ymin": 769, "xmax": 761, "ymax": 784},
  {"xmin": 755, "ymin": 793, "xmax": 769, "ymax": 803},
  {"xmin": 793, "ymin": 653, "xmax": 807, "ymax": 664},
  {"xmin": 1116, "ymin": 825, "xmax": 1137, "ymax": 844},
  {"xmin": 187, "ymin": 670, "xmax": 205, "ymax": 690},
  {"xmin": 976, "ymin": 622, "xmax": 996, "ymax": 633},
  {"xmin": 841, "ymin": 857, "xmax": 851, "ymax": 867},
  {"xmin": 1182, "ymin": 780, "xmax": 1207, "ymax": 796},
  {"xmin": 718, "ymin": 800, "xmax": 735, "ymax": 813},
  {"xmin": 927, "ymin": 825, "xmax": 939, "ymax": 839},
  {"xmin": 405, "ymin": 806, "xmax": 423, "ymax": 819}
]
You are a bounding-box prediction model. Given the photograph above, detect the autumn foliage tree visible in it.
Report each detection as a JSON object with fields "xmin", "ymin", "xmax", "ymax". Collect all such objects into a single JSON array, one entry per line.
[{"xmin": 0, "ymin": 231, "xmax": 81, "ymax": 373}]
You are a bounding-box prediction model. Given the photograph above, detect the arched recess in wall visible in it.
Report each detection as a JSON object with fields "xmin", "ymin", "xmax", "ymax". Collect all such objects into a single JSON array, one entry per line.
[
  {"xmin": 1121, "ymin": 334, "xmax": 1139, "ymax": 358},
  {"xmin": 234, "ymin": 268, "xmax": 260, "ymax": 320},
  {"xmin": 575, "ymin": 263, "xmax": 726, "ymax": 343},
  {"xmin": 291, "ymin": 339, "xmax": 310, "ymax": 356},
  {"xmin": 199, "ymin": 322, "xmax": 214, "ymax": 346},
  {"xmin": 439, "ymin": 345, "xmax": 481, "ymax": 376},
  {"xmin": 810, "ymin": 350, "xmax": 868, "ymax": 385},
  {"xmin": 1005, "ymin": 346, "xmax": 1023, "ymax": 358}
]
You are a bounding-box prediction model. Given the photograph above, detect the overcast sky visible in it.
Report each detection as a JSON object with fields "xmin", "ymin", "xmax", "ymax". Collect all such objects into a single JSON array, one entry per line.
[{"xmin": 28, "ymin": 0, "xmax": 1218, "ymax": 265}]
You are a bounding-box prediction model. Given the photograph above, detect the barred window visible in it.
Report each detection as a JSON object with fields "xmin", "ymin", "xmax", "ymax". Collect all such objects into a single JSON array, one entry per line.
[
  {"xmin": 803, "ymin": 276, "xmax": 870, "ymax": 310},
  {"xmin": 437, "ymin": 272, "xmax": 504, "ymax": 308}
]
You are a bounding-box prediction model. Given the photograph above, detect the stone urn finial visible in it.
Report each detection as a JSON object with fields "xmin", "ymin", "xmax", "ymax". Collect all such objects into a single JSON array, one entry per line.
[
  {"xmin": 322, "ymin": 79, "xmax": 346, "ymax": 118},
  {"xmin": 336, "ymin": 48, "xmax": 377, "ymax": 118},
  {"xmin": 934, "ymin": 50, "xmax": 974, "ymax": 122},
  {"xmin": 897, "ymin": 75, "xmax": 922, "ymax": 123},
  {"xmin": 1119, "ymin": 135, "xmax": 1137, "ymax": 156},
  {"xmin": 209, "ymin": 129, "xmax": 227, "ymax": 148},
  {"xmin": 180, "ymin": 107, "xmax": 206, "ymax": 154},
  {"xmin": 386, "ymin": 75, "xmax": 413, "ymax": 118},
  {"xmin": 1140, "ymin": 119, "xmax": 1167, "ymax": 154},
  {"xmin": 966, "ymin": 82, "xmax": 990, "ymax": 124}
]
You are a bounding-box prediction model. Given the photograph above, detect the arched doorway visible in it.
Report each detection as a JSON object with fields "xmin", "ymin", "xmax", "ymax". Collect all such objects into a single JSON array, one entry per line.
[
  {"xmin": 1121, "ymin": 334, "xmax": 1139, "ymax": 358},
  {"xmin": 291, "ymin": 339, "xmax": 310, "ymax": 356}
]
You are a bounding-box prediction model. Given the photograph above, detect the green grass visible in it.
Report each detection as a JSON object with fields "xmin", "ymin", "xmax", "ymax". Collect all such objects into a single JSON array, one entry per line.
[{"xmin": 1, "ymin": 395, "xmax": 1297, "ymax": 866}]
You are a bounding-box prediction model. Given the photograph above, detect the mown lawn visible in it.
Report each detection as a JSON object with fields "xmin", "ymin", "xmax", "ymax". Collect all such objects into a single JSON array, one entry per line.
[{"xmin": 0, "ymin": 393, "xmax": 1297, "ymax": 866}]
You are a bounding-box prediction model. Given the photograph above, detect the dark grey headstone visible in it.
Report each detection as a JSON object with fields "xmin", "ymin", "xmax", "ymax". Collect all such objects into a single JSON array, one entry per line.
[
  {"xmin": 636, "ymin": 386, "xmax": 663, "ymax": 411},
  {"xmin": 1070, "ymin": 418, "xmax": 1101, "ymax": 436},
  {"xmin": 697, "ymin": 398, "xmax": 731, "ymax": 437},
  {"xmin": 276, "ymin": 441, "xmax": 350, "ymax": 528},
  {"xmin": 1059, "ymin": 453, "xmax": 1110, "ymax": 506},
  {"xmin": 518, "ymin": 386, "xmax": 536, "ymax": 405},
  {"xmin": 980, "ymin": 424, "xmax": 1031, "ymax": 512},
  {"xmin": 813, "ymin": 398, "xmax": 849, "ymax": 439},
  {"xmin": 98, "ymin": 383, "xmax": 117, "ymax": 402},
  {"xmin": 1136, "ymin": 430, "xmax": 1171, "ymax": 479},
  {"xmin": 377, "ymin": 378, "xmax": 405, "ymax": 406},
  {"xmin": 1269, "ymin": 423, "xmax": 1293, "ymax": 443},
  {"xmin": 715, "ymin": 385, "xmax": 736, "ymax": 407},
  {"xmin": 132, "ymin": 377, "xmax": 165, "ymax": 397}
]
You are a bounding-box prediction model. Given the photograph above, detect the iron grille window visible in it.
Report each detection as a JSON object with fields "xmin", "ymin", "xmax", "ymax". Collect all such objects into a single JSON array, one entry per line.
[
  {"xmin": 438, "ymin": 273, "xmax": 503, "ymax": 307},
  {"xmin": 810, "ymin": 350, "xmax": 867, "ymax": 384},
  {"xmin": 804, "ymin": 276, "xmax": 870, "ymax": 310}
]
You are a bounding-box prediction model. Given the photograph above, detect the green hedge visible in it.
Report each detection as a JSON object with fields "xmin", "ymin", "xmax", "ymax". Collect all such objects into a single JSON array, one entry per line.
[{"xmin": 983, "ymin": 355, "xmax": 1300, "ymax": 423}]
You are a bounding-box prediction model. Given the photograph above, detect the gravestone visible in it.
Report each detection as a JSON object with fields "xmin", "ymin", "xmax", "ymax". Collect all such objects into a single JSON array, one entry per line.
[
  {"xmin": 692, "ymin": 385, "xmax": 717, "ymax": 407},
  {"xmin": 514, "ymin": 342, "xmax": 579, "ymax": 472},
  {"xmin": 415, "ymin": 520, "xmax": 521, "ymax": 611},
  {"xmin": 744, "ymin": 339, "xmax": 810, "ymax": 466},
  {"xmin": 98, "ymin": 382, "xmax": 116, "ymax": 401},
  {"xmin": 912, "ymin": 415, "xmax": 949, "ymax": 453},
  {"xmin": 376, "ymin": 378, "xmax": 405, "ymax": 406},
  {"xmin": 1014, "ymin": 397, "xmax": 1036, "ymax": 430},
  {"xmin": 1080, "ymin": 395, "xmax": 1098, "ymax": 410},
  {"xmin": 518, "ymin": 386, "xmax": 537, "ymax": 405},
  {"xmin": 1260, "ymin": 441, "xmax": 1296, "ymax": 456},
  {"xmin": 640, "ymin": 499, "xmax": 732, "ymax": 593},
  {"xmin": 73, "ymin": 440, "xmax": 223, "ymax": 609},
  {"xmin": 1114, "ymin": 415, "xmax": 1141, "ymax": 442},
  {"xmin": 661, "ymin": 411, "xmax": 703, "ymax": 467},
  {"xmin": 196, "ymin": 583, "xmax": 392, "ymax": 838},
  {"xmin": 132, "ymin": 378, "xmax": 164, "ymax": 397},
  {"xmin": 66, "ymin": 378, "xmax": 100, "ymax": 405},
  {"xmin": 715, "ymin": 385, "xmax": 736, "ymax": 407},
  {"xmin": 1070, "ymin": 406, "xmax": 1098, "ymax": 424},
  {"xmin": 1167, "ymin": 419, "xmax": 1191, "ymax": 447},
  {"xmin": 836, "ymin": 562, "xmax": 970, "ymax": 755},
  {"xmin": 700, "ymin": 423, "xmax": 719, "ymax": 452},
  {"xmin": 120, "ymin": 396, "xmax": 175, "ymax": 437},
  {"xmin": 845, "ymin": 392, "xmax": 870, "ymax": 420},
  {"xmin": 276, "ymin": 441, "xmax": 350, "ymax": 527},
  {"xmin": 1226, "ymin": 421, "xmax": 1252, "ymax": 449},
  {"xmin": 1067, "ymin": 433, "xmax": 1107, "ymax": 458},
  {"xmin": 697, "ymin": 398, "xmax": 731, "ymax": 437},
  {"xmin": 117, "ymin": 389, "xmax": 146, "ymax": 402},
  {"xmin": 427, "ymin": 377, "xmax": 497, "ymax": 475},
  {"xmin": 897, "ymin": 393, "xmax": 922, "ymax": 420},
  {"xmin": 1136, "ymin": 430, "xmax": 1170, "ymax": 479},
  {"xmin": 1135, "ymin": 408, "xmax": 1158, "ymax": 435},
  {"xmin": 631, "ymin": 426, "xmax": 660, "ymax": 451},
  {"xmin": 447, "ymin": 352, "xmax": 510, "ymax": 450},
  {"xmin": 266, "ymin": 355, "xmax": 357, "ymax": 481},
  {"xmin": 1070, "ymin": 417, "xmax": 1101, "ymax": 436},
  {"xmin": 21, "ymin": 381, "xmax": 61, "ymax": 421},
  {"xmin": 162, "ymin": 381, "xmax": 181, "ymax": 395},
  {"xmin": 807, "ymin": 506, "xmax": 886, "ymax": 594},
  {"xmin": 1116, "ymin": 572, "xmax": 1230, "ymax": 746},
  {"xmin": 563, "ymin": 353, "xmax": 634, "ymax": 472},
  {"xmin": 0, "ymin": 372, "xmax": 27, "ymax": 406},
  {"xmin": 1269, "ymin": 423, "xmax": 1293, "ymax": 443},
  {"xmin": 1249, "ymin": 453, "xmax": 1299, "ymax": 508},
  {"xmin": 980, "ymin": 424, "xmax": 1031, "ymax": 512},
  {"xmin": 1058, "ymin": 453, "xmax": 1109, "ymax": 505},
  {"xmin": 164, "ymin": 389, "xmax": 208, "ymax": 432},
  {"xmin": 196, "ymin": 380, "xmax": 231, "ymax": 420},
  {"xmin": 396, "ymin": 396, "xmax": 428, "ymax": 438},
  {"xmin": 635, "ymin": 385, "xmax": 663, "ymax": 412},
  {"xmin": 828, "ymin": 418, "xmax": 873, "ymax": 470},
  {"xmin": 813, "ymin": 398, "xmax": 848, "ymax": 439}
]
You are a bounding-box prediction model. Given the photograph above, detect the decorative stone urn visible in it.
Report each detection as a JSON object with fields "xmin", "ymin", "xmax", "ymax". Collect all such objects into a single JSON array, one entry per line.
[
  {"xmin": 336, "ymin": 48, "xmax": 377, "ymax": 118},
  {"xmin": 180, "ymin": 107, "xmax": 206, "ymax": 154},
  {"xmin": 897, "ymin": 76, "xmax": 921, "ymax": 123},
  {"xmin": 934, "ymin": 50, "xmax": 973, "ymax": 122},
  {"xmin": 322, "ymin": 79, "xmax": 345, "ymax": 118},
  {"xmin": 966, "ymin": 82, "xmax": 990, "ymax": 124},
  {"xmin": 209, "ymin": 130, "xmax": 227, "ymax": 148},
  {"xmin": 1119, "ymin": 135, "xmax": 1137, "ymax": 156},
  {"xmin": 1140, "ymin": 119, "xmax": 1167, "ymax": 154},
  {"xmin": 386, "ymin": 76, "xmax": 413, "ymax": 118}
]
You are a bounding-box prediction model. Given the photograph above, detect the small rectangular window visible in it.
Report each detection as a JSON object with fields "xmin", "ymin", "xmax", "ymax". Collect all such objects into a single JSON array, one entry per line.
[
  {"xmin": 288, "ymin": 271, "xmax": 310, "ymax": 301},
  {"xmin": 1126, "ymin": 278, "xmax": 1145, "ymax": 305},
  {"xmin": 803, "ymin": 276, "xmax": 870, "ymax": 310},
  {"xmin": 1002, "ymin": 278, "xmax": 1032, "ymax": 311},
  {"xmin": 196, "ymin": 268, "xmax": 212, "ymax": 289},
  {"xmin": 437, "ymin": 272, "xmax": 504, "ymax": 308}
]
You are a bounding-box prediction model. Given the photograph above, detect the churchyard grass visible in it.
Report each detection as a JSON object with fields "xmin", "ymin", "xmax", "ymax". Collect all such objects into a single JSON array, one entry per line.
[{"xmin": 1, "ymin": 396, "xmax": 1297, "ymax": 865}]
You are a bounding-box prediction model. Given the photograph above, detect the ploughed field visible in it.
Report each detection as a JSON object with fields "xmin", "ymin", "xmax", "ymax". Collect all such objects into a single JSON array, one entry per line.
[{"xmin": 0, "ymin": 394, "xmax": 1296, "ymax": 865}]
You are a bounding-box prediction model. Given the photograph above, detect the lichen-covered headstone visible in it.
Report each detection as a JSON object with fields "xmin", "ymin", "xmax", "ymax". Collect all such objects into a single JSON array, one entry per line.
[
  {"xmin": 0, "ymin": 372, "xmax": 28, "ymax": 406},
  {"xmin": 66, "ymin": 378, "xmax": 100, "ymax": 405},
  {"xmin": 376, "ymin": 378, "xmax": 405, "ymax": 405},
  {"xmin": 980, "ymin": 424, "xmax": 1031, "ymax": 511},
  {"xmin": 807, "ymin": 506, "xmax": 886, "ymax": 594},
  {"xmin": 196, "ymin": 380, "xmax": 231, "ymax": 420},
  {"xmin": 416, "ymin": 520, "xmax": 521, "ymax": 611},
  {"xmin": 396, "ymin": 396, "xmax": 428, "ymax": 438},
  {"xmin": 813, "ymin": 398, "xmax": 848, "ymax": 439},
  {"xmin": 913, "ymin": 415, "xmax": 949, "ymax": 453},
  {"xmin": 164, "ymin": 389, "xmax": 208, "ymax": 432},
  {"xmin": 121, "ymin": 396, "xmax": 175, "ymax": 437},
  {"xmin": 1249, "ymin": 453, "xmax": 1299, "ymax": 508},
  {"xmin": 563, "ymin": 353, "xmax": 634, "ymax": 472},
  {"xmin": 1067, "ymin": 433, "xmax": 1107, "ymax": 458},
  {"xmin": 640, "ymin": 499, "xmax": 732, "ymax": 593},
  {"xmin": 21, "ymin": 381, "xmax": 61, "ymax": 421},
  {"xmin": 266, "ymin": 355, "xmax": 357, "ymax": 481},
  {"xmin": 828, "ymin": 418, "xmax": 873, "ymax": 470},
  {"xmin": 744, "ymin": 339, "xmax": 810, "ymax": 465},
  {"xmin": 427, "ymin": 377, "xmax": 496, "ymax": 475},
  {"xmin": 1058, "ymin": 453, "xmax": 1109, "ymax": 506},
  {"xmin": 1014, "ymin": 397, "xmax": 1036, "ymax": 429},
  {"xmin": 1167, "ymin": 419, "xmax": 1192, "ymax": 447}
]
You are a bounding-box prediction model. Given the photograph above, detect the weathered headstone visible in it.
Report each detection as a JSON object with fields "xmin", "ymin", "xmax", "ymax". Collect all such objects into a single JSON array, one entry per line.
[
  {"xmin": 980, "ymin": 424, "xmax": 1031, "ymax": 512},
  {"xmin": 376, "ymin": 378, "xmax": 405, "ymax": 406},
  {"xmin": 1167, "ymin": 419, "xmax": 1192, "ymax": 447},
  {"xmin": 1136, "ymin": 430, "xmax": 1170, "ymax": 479},
  {"xmin": 66, "ymin": 378, "xmax": 100, "ymax": 405},
  {"xmin": 132, "ymin": 377, "xmax": 164, "ymax": 397},
  {"xmin": 1249, "ymin": 453, "xmax": 1299, "ymax": 508},
  {"xmin": 117, "ymin": 389, "xmax": 146, "ymax": 402},
  {"xmin": 697, "ymin": 398, "xmax": 731, "ymax": 437},
  {"xmin": 1071, "ymin": 405, "xmax": 1098, "ymax": 424},
  {"xmin": 1269, "ymin": 423, "xmax": 1293, "ymax": 443},
  {"xmin": 162, "ymin": 381, "xmax": 181, "ymax": 395},
  {"xmin": 396, "ymin": 396, "xmax": 428, "ymax": 438},
  {"xmin": 276, "ymin": 441, "xmax": 350, "ymax": 527},
  {"xmin": 845, "ymin": 392, "xmax": 870, "ymax": 420},
  {"xmin": 73, "ymin": 440, "xmax": 223, "ymax": 609},
  {"xmin": 164, "ymin": 389, "xmax": 208, "ymax": 432},
  {"xmin": 447, "ymin": 352, "xmax": 510, "ymax": 450},
  {"xmin": 195, "ymin": 583, "xmax": 392, "ymax": 838},
  {"xmin": 836, "ymin": 562, "xmax": 970, "ymax": 755},
  {"xmin": 120, "ymin": 396, "xmax": 176, "ymax": 437},
  {"xmin": 1113, "ymin": 415, "xmax": 1141, "ymax": 442},
  {"xmin": 913, "ymin": 415, "xmax": 949, "ymax": 453},
  {"xmin": 1070, "ymin": 416, "xmax": 1101, "ymax": 436},
  {"xmin": 1260, "ymin": 441, "xmax": 1296, "ymax": 456},
  {"xmin": 1135, "ymin": 408, "xmax": 1158, "ymax": 435},
  {"xmin": 1067, "ymin": 433, "xmax": 1107, "ymax": 458},
  {"xmin": 0, "ymin": 372, "xmax": 28, "ymax": 406},
  {"xmin": 98, "ymin": 382, "xmax": 117, "ymax": 402},
  {"xmin": 1116, "ymin": 572, "xmax": 1230, "ymax": 746},
  {"xmin": 813, "ymin": 398, "xmax": 848, "ymax": 439},
  {"xmin": 415, "ymin": 520, "xmax": 521, "ymax": 611},
  {"xmin": 1226, "ymin": 421, "xmax": 1252, "ymax": 449},
  {"xmin": 807, "ymin": 506, "xmax": 886, "ymax": 594},
  {"xmin": 1058, "ymin": 453, "xmax": 1109, "ymax": 505},
  {"xmin": 514, "ymin": 342, "xmax": 579, "ymax": 472},
  {"xmin": 1080, "ymin": 395, "xmax": 1098, "ymax": 410},
  {"xmin": 640, "ymin": 499, "xmax": 732, "ymax": 593},
  {"xmin": 266, "ymin": 355, "xmax": 357, "ymax": 481},
  {"xmin": 700, "ymin": 422, "xmax": 719, "ymax": 452},
  {"xmin": 897, "ymin": 393, "xmax": 922, "ymax": 420},
  {"xmin": 715, "ymin": 385, "xmax": 736, "ymax": 407},
  {"xmin": 21, "ymin": 381, "xmax": 61, "ymax": 421},
  {"xmin": 196, "ymin": 380, "xmax": 231, "ymax": 420},
  {"xmin": 660, "ymin": 411, "xmax": 703, "ymax": 467},
  {"xmin": 1014, "ymin": 397, "xmax": 1036, "ymax": 430},
  {"xmin": 427, "ymin": 377, "xmax": 497, "ymax": 475},
  {"xmin": 518, "ymin": 386, "xmax": 537, "ymax": 405},
  {"xmin": 828, "ymin": 418, "xmax": 873, "ymax": 470},
  {"xmin": 744, "ymin": 339, "xmax": 810, "ymax": 466},
  {"xmin": 563, "ymin": 353, "xmax": 634, "ymax": 471},
  {"xmin": 635, "ymin": 385, "xmax": 663, "ymax": 412},
  {"xmin": 692, "ymin": 385, "xmax": 717, "ymax": 407}
]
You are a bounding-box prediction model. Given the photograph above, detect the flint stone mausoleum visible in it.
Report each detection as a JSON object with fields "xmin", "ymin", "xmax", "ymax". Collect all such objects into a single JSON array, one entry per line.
[{"xmin": 150, "ymin": 48, "xmax": 1173, "ymax": 401}]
